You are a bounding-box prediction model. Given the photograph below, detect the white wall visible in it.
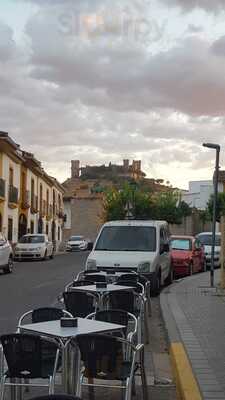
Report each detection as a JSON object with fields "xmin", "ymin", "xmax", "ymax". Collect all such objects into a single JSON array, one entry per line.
[{"xmin": 64, "ymin": 200, "xmax": 71, "ymax": 229}]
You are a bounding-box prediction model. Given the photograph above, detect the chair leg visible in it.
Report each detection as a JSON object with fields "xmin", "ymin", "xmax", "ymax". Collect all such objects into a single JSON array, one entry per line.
[
  {"xmin": 49, "ymin": 376, "xmax": 54, "ymax": 395},
  {"xmin": 125, "ymin": 377, "xmax": 132, "ymax": 400},
  {"xmin": 0, "ymin": 375, "xmax": 6, "ymax": 400},
  {"xmin": 24, "ymin": 379, "xmax": 30, "ymax": 392},
  {"xmin": 144, "ymin": 302, "xmax": 149, "ymax": 345},
  {"xmin": 140, "ymin": 350, "xmax": 148, "ymax": 400}
]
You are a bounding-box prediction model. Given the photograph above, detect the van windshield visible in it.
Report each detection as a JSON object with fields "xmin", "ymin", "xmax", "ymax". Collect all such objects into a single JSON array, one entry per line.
[
  {"xmin": 197, "ymin": 234, "xmax": 221, "ymax": 246},
  {"xmin": 95, "ymin": 226, "xmax": 156, "ymax": 252}
]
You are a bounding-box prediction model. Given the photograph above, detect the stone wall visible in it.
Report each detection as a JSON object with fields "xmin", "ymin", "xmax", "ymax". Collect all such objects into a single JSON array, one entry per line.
[
  {"xmin": 63, "ymin": 197, "xmax": 103, "ymax": 242},
  {"xmin": 169, "ymin": 215, "xmax": 212, "ymax": 236}
]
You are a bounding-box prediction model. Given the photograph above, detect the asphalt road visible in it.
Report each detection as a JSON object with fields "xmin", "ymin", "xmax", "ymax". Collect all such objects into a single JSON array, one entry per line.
[{"xmin": 0, "ymin": 251, "xmax": 89, "ymax": 334}]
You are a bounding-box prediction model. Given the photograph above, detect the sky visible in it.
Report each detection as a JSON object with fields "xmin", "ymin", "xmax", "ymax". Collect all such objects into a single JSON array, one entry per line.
[{"xmin": 1, "ymin": 1, "xmax": 225, "ymax": 189}]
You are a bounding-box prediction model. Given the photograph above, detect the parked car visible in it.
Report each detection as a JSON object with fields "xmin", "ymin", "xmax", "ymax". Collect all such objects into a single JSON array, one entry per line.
[
  {"xmin": 170, "ymin": 235, "xmax": 205, "ymax": 277},
  {"xmin": 66, "ymin": 235, "xmax": 88, "ymax": 252},
  {"xmin": 85, "ymin": 220, "xmax": 172, "ymax": 296},
  {"xmin": 196, "ymin": 232, "xmax": 221, "ymax": 269},
  {"xmin": 14, "ymin": 234, "xmax": 54, "ymax": 261},
  {"xmin": 0, "ymin": 232, "xmax": 13, "ymax": 274}
]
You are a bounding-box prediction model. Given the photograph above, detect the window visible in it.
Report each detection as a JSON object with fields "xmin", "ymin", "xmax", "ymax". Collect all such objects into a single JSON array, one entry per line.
[
  {"xmin": 171, "ymin": 239, "xmax": 192, "ymax": 251},
  {"xmin": 58, "ymin": 226, "xmax": 60, "ymax": 241},
  {"xmin": 40, "ymin": 184, "xmax": 43, "ymax": 212},
  {"xmin": 19, "ymin": 235, "xmax": 45, "ymax": 244},
  {"xmin": 9, "ymin": 167, "xmax": 13, "ymax": 186},
  {"xmin": 95, "ymin": 226, "xmax": 156, "ymax": 252},
  {"xmin": 31, "ymin": 178, "xmax": 35, "ymax": 208},
  {"xmin": 30, "ymin": 220, "xmax": 34, "ymax": 234},
  {"xmin": 46, "ymin": 223, "xmax": 49, "ymax": 235},
  {"xmin": 46, "ymin": 189, "xmax": 49, "ymax": 215},
  {"xmin": 8, "ymin": 218, "xmax": 13, "ymax": 241}
]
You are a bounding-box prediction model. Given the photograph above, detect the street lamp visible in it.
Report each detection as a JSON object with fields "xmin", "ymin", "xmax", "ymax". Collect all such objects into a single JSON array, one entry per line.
[{"xmin": 202, "ymin": 142, "xmax": 220, "ymax": 287}]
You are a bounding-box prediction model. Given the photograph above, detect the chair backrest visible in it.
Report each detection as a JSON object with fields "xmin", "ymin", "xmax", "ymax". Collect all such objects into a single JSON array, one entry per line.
[
  {"xmin": 27, "ymin": 395, "xmax": 82, "ymax": 400},
  {"xmin": 117, "ymin": 273, "xmax": 138, "ymax": 283},
  {"xmin": 74, "ymin": 334, "xmax": 128, "ymax": 380},
  {"xmin": 115, "ymin": 280, "xmax": 144, "ymax": 295},
  {"xmin": 0, "ymin": 334, "xmax": 57, "ymax": 379},
  {"xmin": 71, "ymin": 280, "xmax": 94, "ymax": 287},
  {"xmin": 84, "ymin": 274, "xmax": 106, "ymax": 283},
  {"xmin": 31, "ymin": 307, "xmax": 65, "ymax": 323},
  {"xmin": 106, "ymin": 290, "xmax": 136, "ymax": 314},
  {"xmin": 63, "ymin": 291, "xmax": 96, "ymax": 317},
  {"xmin": 94, "ymin": 309, "xmax": 129, "ymax": 336}
]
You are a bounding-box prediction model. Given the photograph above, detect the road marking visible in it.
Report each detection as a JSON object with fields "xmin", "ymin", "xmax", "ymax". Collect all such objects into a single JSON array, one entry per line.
[{"xmin": 170, "ymin": 342, "xmax": 202, "ymax": 400}]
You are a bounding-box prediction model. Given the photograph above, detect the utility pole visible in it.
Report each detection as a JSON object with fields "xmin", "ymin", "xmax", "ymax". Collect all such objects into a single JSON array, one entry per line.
[
  {"xmin": 202, "ymin": 142, "xmax": 220, "ymax": 287},
  {"xmin": 220, "ymin": 215, "xmax": 225, "ymax": 289}
]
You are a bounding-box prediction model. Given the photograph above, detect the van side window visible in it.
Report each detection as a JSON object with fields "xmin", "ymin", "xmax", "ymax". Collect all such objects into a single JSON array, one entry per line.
[{"xmin": 160, "ymin": 227, "xmax": 169, "ymax": 253}]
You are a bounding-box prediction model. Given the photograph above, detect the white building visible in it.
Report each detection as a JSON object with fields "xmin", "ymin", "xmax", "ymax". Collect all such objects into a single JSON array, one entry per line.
[{"xmin": 181, "ymin": 180, "xmax": 223, "ymax": 210}]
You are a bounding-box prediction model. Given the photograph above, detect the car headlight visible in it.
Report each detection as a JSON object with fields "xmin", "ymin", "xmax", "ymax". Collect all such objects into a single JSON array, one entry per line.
[
  {"xmin": 138, "ymin": 262, "xmax": 151, "ymax": 273},
  {"xmin": 86, "ymin": 259, "xmax": 97, "ymax": 270},
  {"xmin": 35, "ymin": 247, "xmax": 42, "ymax": 251}
]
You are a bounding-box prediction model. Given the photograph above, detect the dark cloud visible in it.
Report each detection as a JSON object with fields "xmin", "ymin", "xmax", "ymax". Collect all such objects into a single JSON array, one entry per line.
[{"xmin": 160, "ymin": 0, "xmax": 225, "ymax": 12}]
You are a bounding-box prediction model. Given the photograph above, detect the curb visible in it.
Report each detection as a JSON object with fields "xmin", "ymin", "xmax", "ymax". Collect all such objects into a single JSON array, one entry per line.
[{"xmin": 160, "ymin": 288, "xmax": 203, "ymax": 400}]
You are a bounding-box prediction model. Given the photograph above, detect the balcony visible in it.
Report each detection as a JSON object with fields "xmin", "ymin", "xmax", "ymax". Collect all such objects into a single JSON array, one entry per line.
[
  {"xmin": 46, "ymin": 204, "xmax": 53, "ymax": 221},
  {"xmin": 31, "ymin": 195, "xmax": 38, "ymax": 214},
  {"xmin": 21, "ymin": 190, "xmax": 30, "ymax": 209},
  {"xmin": 40, "ymin": 200, "xmax": 47, "ymax": 218},
  {"xmin": 8, "ymin": 185, "xmax": 18, "ymax": 208},
  {"xmin": 0, "ymin": 178, "xmax": 5, "ymax": 201},
  {"xmin": 57, "ymin": 208, "xmax": 65, "ymax": 219}
]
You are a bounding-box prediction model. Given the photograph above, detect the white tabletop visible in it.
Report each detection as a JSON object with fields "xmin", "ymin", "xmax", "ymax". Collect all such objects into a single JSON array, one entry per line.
[
  {"xmin": 19, "ymin": 318, "xmax": 125, "ymax": 339},
  {"xmin": 70, "ymin": 284, "xmax": 135, "ymax": 293},
  {"xmin": 86, "ymin": 271, "xmax": 137, "ymax": 277}
]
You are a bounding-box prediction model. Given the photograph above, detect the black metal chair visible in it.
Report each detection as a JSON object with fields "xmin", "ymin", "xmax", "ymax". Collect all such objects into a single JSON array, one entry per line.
[
  {"xmin": 116, "ymin": 273, "xmax": 138, "ymax": 283},
  {"xmin": 65, "ymin": 280, "xmax": 94, "ymax": 292},
  {"xmin": 0, "ymin": 333, "xmax": 59, "ymax": 400},
  {"xmin": 84, "ymin": 274, "xmax": 106, "ymax": 283},
  {"xmin": 103, "ymin": 290, "xmax": 148, "ymax": 344},
  {"xmin": 18, "ymin": 307, "xmax": 73, "ymax": 327},
  {"xmin": 71, "ymin": 334, "xmax": 147, "ymax": 400},
  {"xmin": 27, "ymin": 396, "xmax": 82, "ymax": 400},
  {"xmin": 86, "ymin": 309, "xmax": 137, "ymax": 342},
  {"xmin": 63, "ymin": 291, "xmax": 98, "ymax": 318}
]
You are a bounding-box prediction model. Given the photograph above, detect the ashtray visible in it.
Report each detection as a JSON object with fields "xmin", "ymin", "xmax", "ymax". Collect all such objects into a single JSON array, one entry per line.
[{"xmin": 60, "ymin": 318, "xmax": 78, "ymax": 327}]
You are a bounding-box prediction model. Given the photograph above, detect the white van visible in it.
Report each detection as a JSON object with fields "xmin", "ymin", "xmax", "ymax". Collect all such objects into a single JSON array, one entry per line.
[{"xmin": 86, "ymin": 220, "xmax": 172, "ymax": 295}]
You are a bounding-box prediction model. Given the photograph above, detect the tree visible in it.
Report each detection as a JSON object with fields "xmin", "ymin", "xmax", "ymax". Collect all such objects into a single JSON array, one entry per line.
[
  {"xmin": 207, "ymin": 192, "xmax": 225, "ymax": 222},
  {"xmin": 102, "ymin": 184, "xmax": 190, "ymax": 224}
]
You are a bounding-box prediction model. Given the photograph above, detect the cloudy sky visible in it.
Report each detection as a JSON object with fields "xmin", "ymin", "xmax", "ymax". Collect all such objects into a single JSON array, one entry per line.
[{"xmin": 1, "ymin": 0, "xmax": 225, "ymax": 189}]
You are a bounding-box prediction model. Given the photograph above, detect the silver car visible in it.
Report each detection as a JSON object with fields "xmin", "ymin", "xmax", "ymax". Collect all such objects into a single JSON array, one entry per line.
[
  {"xmin": 0, "ymin": 232, "xmax": 13, "ymax": 274},
  {"xmin": 196, "ymin": 232, "xmax": 221, "ymax": 269},
  {"xmin": 14, "ymin": 234, "xmax": 54, "ymax": 261}
]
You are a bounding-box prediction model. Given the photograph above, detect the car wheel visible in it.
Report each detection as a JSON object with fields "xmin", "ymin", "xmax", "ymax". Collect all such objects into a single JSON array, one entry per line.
[
  {"xmin": 202, "ymin": 258, "xmax": 207, "ymax": 272},
  {"xmin": 3, "ymin": 255, "xmax": 13, "ymax": 274},
  {"xmin": 151, "ymin": 272, "xmax": 161, "ymax": 297},
  {"xmin": 42, "ymin": 250, "xmax": 48, "ymax": 261},
  {"xmin": 189, "ymin": 262, "xmax": 193, "ymax": 276}
]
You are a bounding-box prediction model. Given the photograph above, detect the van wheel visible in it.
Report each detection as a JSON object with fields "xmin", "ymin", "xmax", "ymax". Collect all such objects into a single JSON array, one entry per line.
[
  {"xmin": 165, "ymin": 267, "xmax": 173, "ymax": 286},
  {"xmin": 151, "ymin": 273, "xmax": 160, "ymax": 297},
  {"xmin": 3, "ymin": 256, "xmax": 13, "ymax": 274}
]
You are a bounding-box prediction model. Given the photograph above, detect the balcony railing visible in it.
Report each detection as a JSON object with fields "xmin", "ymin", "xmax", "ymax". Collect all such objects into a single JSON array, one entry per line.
[
  {"xmin": 31, "ymin": 195, "xmax": 38, "ymax": 214},
  {"xmin": 0, "ymin": 178, "xmax": 5, "ymax": 199},
  {"xmin": 8, "ymin": 185, "xmax": 18, "ymax": 205},
  {"xmin": 21, "ymin": 190, "xmax": 30, "ymax": 209}
]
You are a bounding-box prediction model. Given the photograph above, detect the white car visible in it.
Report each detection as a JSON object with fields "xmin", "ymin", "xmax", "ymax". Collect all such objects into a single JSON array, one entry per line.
[
  {"xmin": 14, "ymin": 234, "xmax": 54, "ymax": 261},
  {"xmin": 0, "ymin": 232, "xmax": 13, "ymax": 274},
  {"xmin": 196, "ymin": 232, "xmax": 221, "ymax": 269},
  {"xmin": 86, "ymin": 220, "xmax": 172, "ymax": 296},
  {"xmin": 66, "ymin": 235, "xmax": 88, "ymax": 252}
]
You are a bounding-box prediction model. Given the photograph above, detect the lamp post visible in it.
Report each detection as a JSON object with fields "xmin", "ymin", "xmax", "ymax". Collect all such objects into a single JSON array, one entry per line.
[{"xmin": 202, "ymin": 142, "xmax": 220, "ymax": 287}]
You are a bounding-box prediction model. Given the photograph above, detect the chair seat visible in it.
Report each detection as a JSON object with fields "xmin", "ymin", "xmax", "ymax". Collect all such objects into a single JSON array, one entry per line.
[{"xmin": 84, "ymin": 361, "xmax": 139, "ymax": 381}]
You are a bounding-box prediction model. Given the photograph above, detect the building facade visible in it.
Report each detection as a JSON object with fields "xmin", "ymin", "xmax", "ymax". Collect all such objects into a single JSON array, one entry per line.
[
  {"xmin": 0, "ymin": 132, "xmax": 65, "ymax": 248},
  {"xmin": 181, "ymin": 180, "xmax": 223, "ymax": 210}
]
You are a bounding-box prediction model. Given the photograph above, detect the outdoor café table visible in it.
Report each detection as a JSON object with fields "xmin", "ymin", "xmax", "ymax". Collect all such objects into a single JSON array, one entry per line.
[
  {"xmin": 70, "ymin": 284, "xmax": 135, "ymax": 310},
  {"xmin": 19, "ymin": 318, "xmax": 125, "ymax": 393}
]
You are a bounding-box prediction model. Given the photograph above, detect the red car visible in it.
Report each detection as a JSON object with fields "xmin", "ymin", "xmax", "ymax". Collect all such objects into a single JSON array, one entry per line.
[{"xmin": 170, "ymin": 235, "xmax": 205, "ymax": 277}]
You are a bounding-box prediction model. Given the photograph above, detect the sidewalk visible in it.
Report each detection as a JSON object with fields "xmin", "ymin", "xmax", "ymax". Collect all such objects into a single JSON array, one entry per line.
[{"xmin": 161, "ymin": 269, "xmax": 225, "ymax": 400}]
